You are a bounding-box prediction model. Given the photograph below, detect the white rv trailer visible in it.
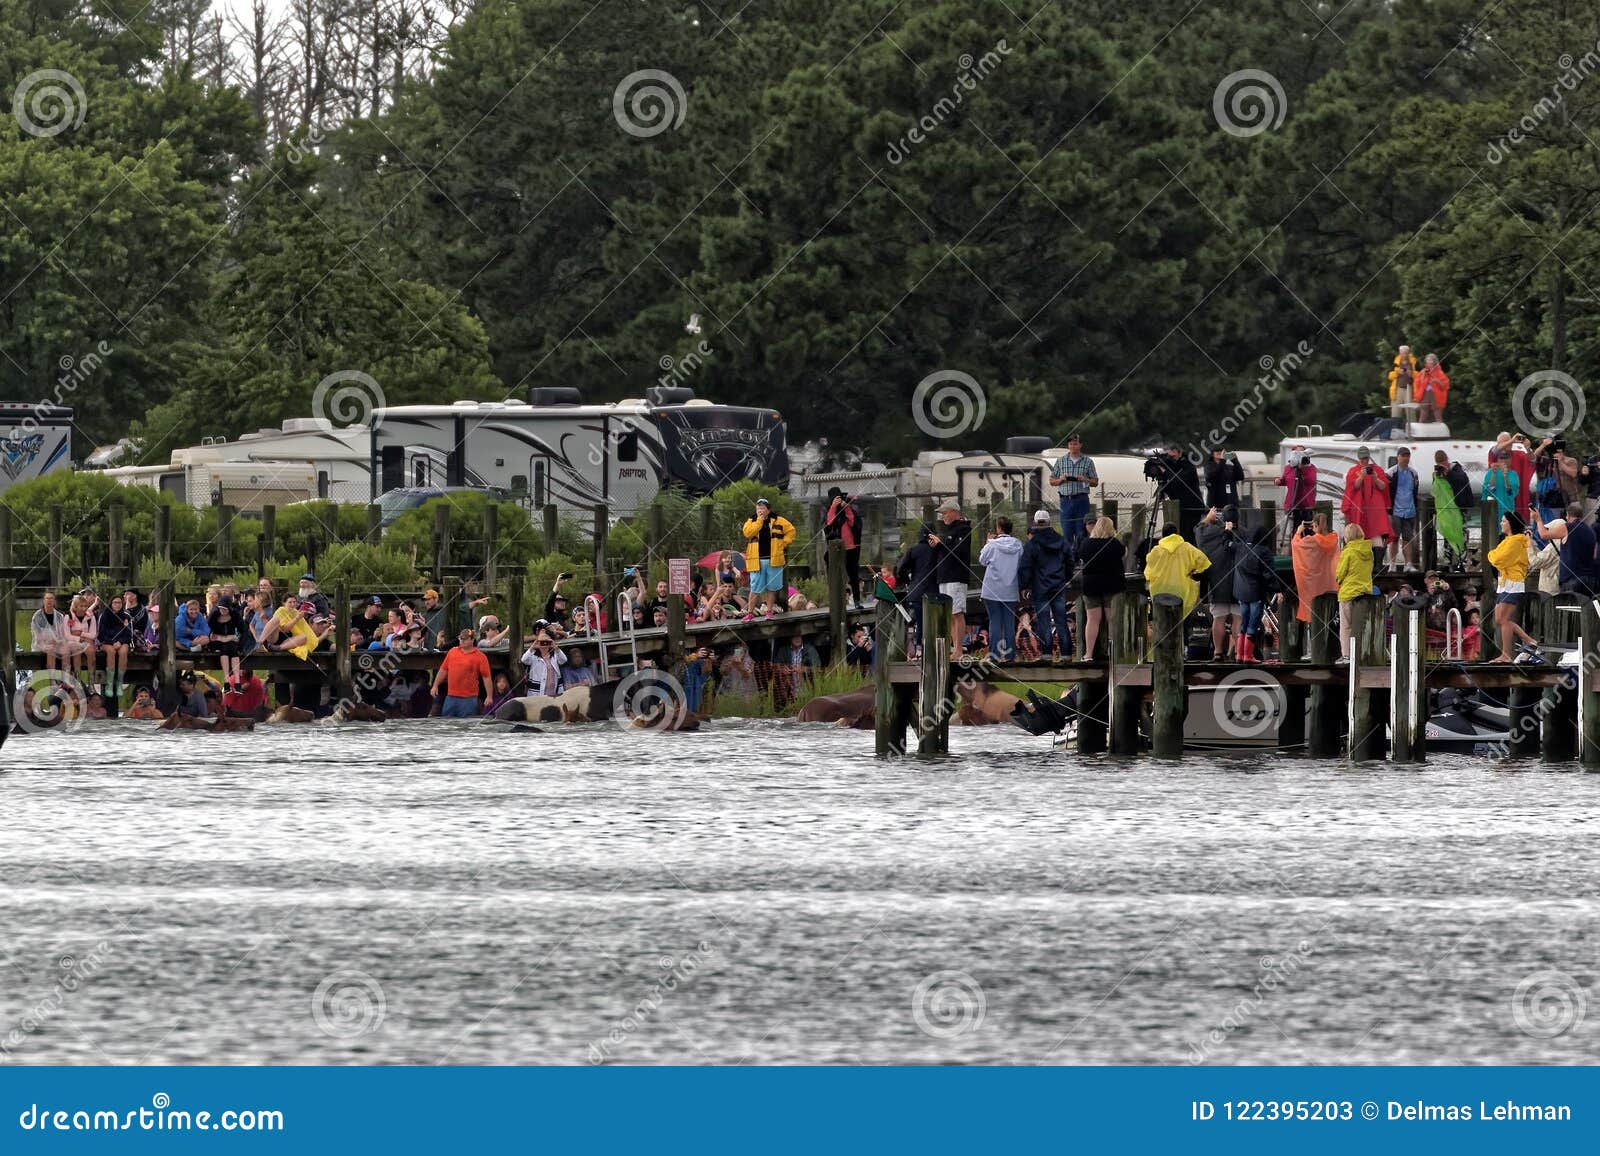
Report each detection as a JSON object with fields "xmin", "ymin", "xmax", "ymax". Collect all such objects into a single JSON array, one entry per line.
[
  {"xmin": 1270, "ymin": 416, "xmax": 1497, "ymax": 525},
  {"xmin": 370, "ymin": 389, "xmax": 788, "ymax": 517},
  {"xmin": 205, "ymin": 419, "xmax": 370, "ymax": 502},
  {"xmin": 0, "ymin": 404, "xmax": 73, "ymax": 494},
  {"xmin": 98, "ymin": 447, "xmax": 318, "ymax": 514}
]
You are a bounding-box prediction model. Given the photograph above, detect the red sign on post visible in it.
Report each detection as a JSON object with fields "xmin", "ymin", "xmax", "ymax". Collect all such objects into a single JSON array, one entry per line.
[{"xmin": 668, "ymin": 557, "xmax": 692, "ymax": 596}]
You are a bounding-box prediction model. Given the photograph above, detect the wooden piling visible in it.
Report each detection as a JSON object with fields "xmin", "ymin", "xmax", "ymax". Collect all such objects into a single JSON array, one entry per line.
[
  {"xmin": 1508, "ymin": 686, "xmax": 1540, "ymax": 758},
  {"xmin": 1389, "ymin": 595, "xmax": 1427, "ymax": 763},
  {"xmin": 1347, "ymin": 597, "xmax": 1385, "ymax": 761},
  {"xmin": 1150, "ymin": 592, "xmax": 1184, "ymax": 759},
  {"xmin": 1307, "ymin": 592, "xmax": 1341, "ymax": 757},
  {"xmin": 333, "ymin": 580, "xmax": 353, "ymax": 704},
  {"xmin": 442, "ymin": 577, "xmax": 460, "ymax": 643},
  {"xmin": 826, "ymin": 540, "xmax": 847, "ymax": 660},
  {"xmin": 1108, "ymin": 590, "xmax": 1142, "ymax": 755},
  {"xmin": 918, "ymin": 596, "xmax": 952, "ymax": 757},
  {"xmin": 156, "ymin": 578, "xmax": 177, "ymax": 705},
  {"xmin": 874, "ymin": 600, "xmax": 909, "ymax": 757},
  {"xmin": 1581, "ymin": 598, "xmax": 1600, "ymax": 769},
  {"xmin": 666, "ymin": 585, "xmax": 686, "ymax": 668},
  {"xmin": 0, "ymin": 579, "xmax": 16, "ymax": 712},
  {"xmin": 647, "ymin": 502, "xmax": 666, "ymax": 570},
  {"xmin": 1077, "ymin": 588, "xmax": 1109, "ymax": 754}
]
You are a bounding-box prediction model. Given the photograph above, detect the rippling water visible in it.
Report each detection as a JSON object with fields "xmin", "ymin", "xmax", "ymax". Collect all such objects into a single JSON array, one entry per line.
[{"xmin": 0, "ymin": 718, "xmax": 1594, "ymax": 1065}]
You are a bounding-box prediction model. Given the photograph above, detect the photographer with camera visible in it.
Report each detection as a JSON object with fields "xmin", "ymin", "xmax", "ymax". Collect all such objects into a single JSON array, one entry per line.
[
  {"xmin": 1277, "ymin": 446, "xmax": 1318, "ymax": 535},
  {"xmin": 1204, "ymin": 447, "xmax": 1244, "ymax": 511},
  {"xmin": 1430, "ymin": 452, "xmax": 1467, "ymax": 565},
  {"xmin": 1145, "ymin": 444, "xmax": 1205, "ymax": 541},
  {"xmin": 1340, "ymin": 446, "xmax": 1392, "ymax": 551}
]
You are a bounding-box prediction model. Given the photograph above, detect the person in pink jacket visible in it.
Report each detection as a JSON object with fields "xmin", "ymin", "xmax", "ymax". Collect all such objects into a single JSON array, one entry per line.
[
  {"xmin": 1342, "ymin": 446, "xmax": 1393, "ymax": 548},
  {"xmin": 1277, "ymin": 446, "xmax": 1318, "ymax": 535}
]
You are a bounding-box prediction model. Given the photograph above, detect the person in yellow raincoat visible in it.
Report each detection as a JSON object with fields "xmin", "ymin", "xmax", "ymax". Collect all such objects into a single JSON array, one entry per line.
[
  {"xmin": 1142, "ymin": 522, "xmax": 1211, "ymax": 618},
  {"xmin": 1334, "ymin": 524, "xmax": 1373, "ymax": 661},
  {"xmin": 1387, "ymin": 345, "xmax": 1417, "ymax": 418}
]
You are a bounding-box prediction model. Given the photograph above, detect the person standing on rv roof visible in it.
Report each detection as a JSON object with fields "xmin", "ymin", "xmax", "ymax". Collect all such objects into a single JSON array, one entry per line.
[
  {"xmin": 1341, "ymin": 447, "xmax": 1392, "ymax": 550},
  {"xmin": 1204, "ymin": 447, "xmax": 1245, "ymax": 511},
  {"xmin": 1387, "ymin": 345, "xmax": 1417, "ymax": 419},
  {"xmin": 1386, "ymin": 447, "xmax": 1420, "ymax": 572},
  {"xmin": 1048, "ymin": 433, "xmax": 1097, "ymax": 552},
  {"xmin": 1277, "ymin": 447, "xmax": 1318, "ymax": 533},
  {"xmin": 1412, "ymin": 353, "xmax": 1449, "ymax": 421}
]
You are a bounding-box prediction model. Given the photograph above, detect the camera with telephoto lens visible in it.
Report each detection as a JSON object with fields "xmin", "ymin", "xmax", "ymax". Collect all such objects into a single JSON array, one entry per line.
[{"xmin": 1143, "ymin": 454, "xmax": 1166, "ymax": 481}]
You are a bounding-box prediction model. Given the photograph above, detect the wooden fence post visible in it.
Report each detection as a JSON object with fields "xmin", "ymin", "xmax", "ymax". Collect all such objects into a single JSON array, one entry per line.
[
  {"xmin": 365, "ymin": 503, "xmax": 382, "ymax": 545},
  {"xmin": 483, "ymin": 502, "xmax": 499, "ymax": 588},
  {"xmin": 154, "ymin": 504, "xmax": 171, "ymax": 562},
  {"xmin": 647, "ymin": 501, "xmax": 666, "ymax": 571},
  {"xmin": 544, "ymin": 504, "xmax": 560, "ymax": 556},
  {"xmin": 1150, "ymin": 592, "xmax": 1185, "ymax": 759},
  {"xmin": 592, "ymin": 505, "xmax": 608, "ymax": 592},
  {"xmin": 1108, "ymin": 590, "xmax": 1143, "ymax": 755},
  {"xmin": 1418, "ymin": 492, "xmax": 1437, "ymax": 575},
  {"xmin": 260, "ymin": 504, "xmax": 277, "ymax": 576},
  {"xmin": 217, "ymin": 503, "xmax": 234, "ymax": 571},
  {"xmin": 1480, "ymin": 506, "xmax": 1500, "ymax": 660},
  {"xmin": 48, "ymin": 507, "xmax": 64, "ymax": 588},
  {"xmin": 107, "ymin": 503, "xmax": 125, "ymax": 582},
  {"xmin": 157, "ymin": 578, "xmax": 177, "ymax": 706},
  {"xmin": 505, "ymin": 575, "xmax": 526, "ymax": 692},
  {"xmin": 433, "ymin": 504, "xmax": 452, "ymax": 583},
  {"xmin": 0, "ymin": 579, "xmax": 16, "ymax": 713}
]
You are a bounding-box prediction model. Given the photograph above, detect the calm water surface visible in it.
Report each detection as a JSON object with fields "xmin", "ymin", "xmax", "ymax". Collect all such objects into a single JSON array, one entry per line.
[{"xmin": 1, "ymin": 719, "xmax": 1596, "ymax": 1064}]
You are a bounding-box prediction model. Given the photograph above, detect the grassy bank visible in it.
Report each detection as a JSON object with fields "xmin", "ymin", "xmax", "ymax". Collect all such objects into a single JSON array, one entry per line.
[{"xmin": 704, "ymin": 663, "xmax": 869, "ymax": 720}]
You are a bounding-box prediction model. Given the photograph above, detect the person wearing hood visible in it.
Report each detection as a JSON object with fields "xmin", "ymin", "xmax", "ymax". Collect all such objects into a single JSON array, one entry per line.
[
  {"xmin": 978, "ymin": 516, "xmax": 1024, "ymax": 661},
  {"xmin": 894, "ymin": 526, "xmax": 940, "ymax": 652},
  {"xmin": 1232, "ymin": 524, "xmax": 1280, "ymax": 664},
  {"xmin": 1334, "ymin": 523, "xmax": 1375, "ymax": 662},
  {"xmin": 1018, "ymin": 509, "xmax": 1073, "ymax": 657},
  {"xmin": 1291, "ymin": 512, "xmax": 1340, "ymax": 627},
  {"xmin": 1341, "ymin": 446, "xmax": 1393, "ymax": 550},
  {"xmin": 1142, "ymin": 523, "xmax": 1211, "ymax": 619},
  {"xmin": 1196, "ymin": 506, "xmax": 1242, "ymax": 660}
]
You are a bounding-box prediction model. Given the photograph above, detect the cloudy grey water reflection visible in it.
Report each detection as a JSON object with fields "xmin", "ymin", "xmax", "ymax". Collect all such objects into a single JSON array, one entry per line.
[{"xmin": 1, "ymin": 720, "xmax": 1596, "ymax": 1064}]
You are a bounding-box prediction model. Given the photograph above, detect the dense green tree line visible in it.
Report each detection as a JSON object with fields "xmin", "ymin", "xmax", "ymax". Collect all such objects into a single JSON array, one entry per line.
[{"xmin": 4, "ymin": 0, "xmax": 1600, "ymax": 463}]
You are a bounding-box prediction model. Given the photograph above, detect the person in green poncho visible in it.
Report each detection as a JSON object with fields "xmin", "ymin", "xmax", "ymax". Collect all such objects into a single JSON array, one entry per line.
[{"xmin": 1431, "ymin": 456, "xmax": 1465, "ymax": 565}]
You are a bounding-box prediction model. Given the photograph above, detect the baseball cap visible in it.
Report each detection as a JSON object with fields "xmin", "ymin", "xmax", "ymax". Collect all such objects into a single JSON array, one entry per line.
[
  {"xmin": 1033, "ymin": 510, "xmax": 1051, "ymax": 526},
  {"xmin": 1355, "ymin": 446, "xmax": 1372, "ymax": 459},
  {"xmin": 368, "ymin": 595, "xmax": 382, "ymax": 605},
  {"xmin": 298, "ymin": 573, "xmax": 315, "ymax": 583}
]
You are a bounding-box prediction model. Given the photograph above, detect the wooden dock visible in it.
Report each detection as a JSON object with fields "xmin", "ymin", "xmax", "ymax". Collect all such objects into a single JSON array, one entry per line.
[{"xmin": 875, "ymin": 590, "xmax": 1600, "ymax": 767}]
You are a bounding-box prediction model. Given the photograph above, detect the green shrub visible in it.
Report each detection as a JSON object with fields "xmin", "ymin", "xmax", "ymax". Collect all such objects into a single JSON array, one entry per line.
[
  {"xmin": 313, "ymin": 542, "xmax": 420, "ymax": 591},
  {"xmin": 385, "ymin": 493, "xmax": 543, "ymax": 571},
  {"xmin": 134, "ymin": 555, "xmax": 199, "ymax": 597}
]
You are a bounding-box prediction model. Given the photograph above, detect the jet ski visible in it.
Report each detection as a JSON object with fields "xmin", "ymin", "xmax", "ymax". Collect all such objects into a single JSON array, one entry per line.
[{"xmin": 1425, "ymin": 688, "xmax": 1511, "ymax": 753}]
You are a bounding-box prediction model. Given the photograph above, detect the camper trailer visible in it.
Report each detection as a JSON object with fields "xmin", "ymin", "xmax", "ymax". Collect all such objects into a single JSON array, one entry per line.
[
  {"xmin": 370, "ymin": 388, "xmax": 788, "ymax": 517},
  {"xmin": 99, "ymin": 447, "xmax": 318, "ymax": 514},
  {"xmin": 204, "ymin": 419, "xmax": 370, "ymax": 502},
  {"xmin": 0, "ymin": 404, "xmax": 73, "ymax": 494}
]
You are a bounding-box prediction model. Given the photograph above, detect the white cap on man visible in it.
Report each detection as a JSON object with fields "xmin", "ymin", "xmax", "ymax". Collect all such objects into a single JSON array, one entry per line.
[{"xmin": 1033, "ymin": 509, "xmax": 1052, "ymax": 526}]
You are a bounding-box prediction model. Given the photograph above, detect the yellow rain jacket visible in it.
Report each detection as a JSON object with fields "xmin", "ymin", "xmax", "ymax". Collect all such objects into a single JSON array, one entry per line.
[
  {"xmin": 1488, "ymin": 532, "xmax": 1530, "ymax": 585},
  {"xmin": 1335, "ymin": 537, "xmax": 1374, "ymax": 601},
  {"xmin": 743, "ymin": 514, "xmax": 797, "ymax": 569},
  {"xmin": 1387, "ymin": 351, "xmax": 1417, "ymax": 404},
  {"xmin": 1142, "ymin": 533, "xmax": 1211, "ymax": 618},
  {"xmin": 269, "ymin": 605, "xmax": 321, "ymax": 660}
]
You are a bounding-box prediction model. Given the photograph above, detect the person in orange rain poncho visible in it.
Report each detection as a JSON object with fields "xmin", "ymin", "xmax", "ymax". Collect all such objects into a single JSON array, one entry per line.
[
  {"xmin": 1342, "ymin": 446, "xmax": 1393, "ymax": 546},
  {"xmin": 1412, "ymin": 352, "xmax": 1449, "ymax": 420},
  {"xmin": 1291, "ymin": 512, "xmax": 1340, "ymax": 623}
]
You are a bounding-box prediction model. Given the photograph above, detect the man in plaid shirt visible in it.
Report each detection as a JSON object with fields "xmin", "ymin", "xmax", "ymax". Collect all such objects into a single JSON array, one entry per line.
[{"xmin": 1048, "ymin": 433, "xmax": 1098, "ymax": 550}]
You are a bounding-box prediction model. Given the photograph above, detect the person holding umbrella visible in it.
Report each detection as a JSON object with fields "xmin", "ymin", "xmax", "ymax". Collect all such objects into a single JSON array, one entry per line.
[{"xmin": 697, "ymin": 548, "xmax": 747, "ymax": 619}]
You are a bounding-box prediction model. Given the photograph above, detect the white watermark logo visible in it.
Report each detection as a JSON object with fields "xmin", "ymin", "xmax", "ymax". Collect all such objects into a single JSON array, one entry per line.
[
  {"xmin": 911, "ymin": 970, "xmax": 986, "ymax": 1039},
  {"xmin": 12, "ymin": 70, "xmax": 86, "ymax": 138},
  {"xmin": 13, "ymin": 670, "xmax": 91, "ymax": 734},
  {"xmin": 610, "ymin": 669, "xmax": 692, "ymax": 732},
  {"xmin": 1511, "ymin": 969, "xmax": 1585, "ymax": 1038},
  {"xmin": 1212, "ymin": 69, "xmax": 1286, "ymax": 138},
  {"xmin": 311, "ymin": 969, "xmax": 386, "ymax": 1038},
  {"xmin": 613, "ymin": 70, "xmax": 688, "ymax": 138},
  {"xmin": 1512, "ymin": 369, "xmax": 1586, "ymax": 439},
  {"xmin": 311, "ymin": 370, "xmax": 385, "ymax": 431},
  {"xmin": 1209, "ymin": 669, "xmax": 1286, "ymax": 740},
  {"xmin": 885, "ymin": 40, "xmax": 1013, "ymax": 164},
  {"xmin": 912, "ymin": 370, "xmax": 986, "ymax": 440}
]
